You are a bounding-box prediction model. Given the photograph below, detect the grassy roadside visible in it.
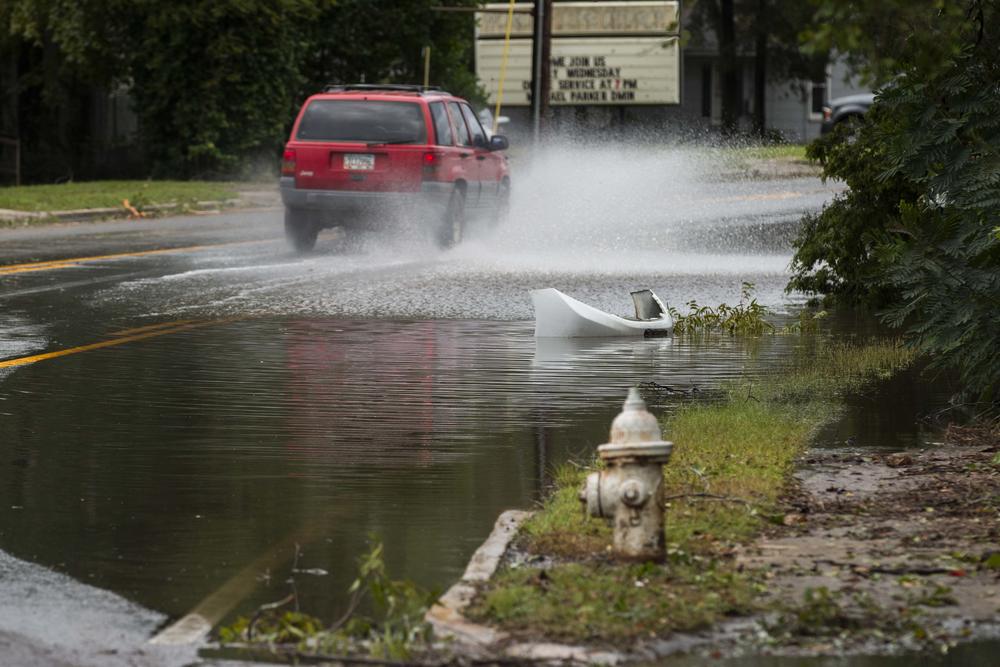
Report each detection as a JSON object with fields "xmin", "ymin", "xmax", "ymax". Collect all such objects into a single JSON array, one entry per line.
[
  {"xmin": 735, "ymin": 144, "xmax": 809, "ymax": 161},
  {"xmin": 0, "ymin": 180, "xmax": 247, "ymax": 213},
  {"xmin": 467, "ymin": 339, "xmax": 916, "ymax": 642}
]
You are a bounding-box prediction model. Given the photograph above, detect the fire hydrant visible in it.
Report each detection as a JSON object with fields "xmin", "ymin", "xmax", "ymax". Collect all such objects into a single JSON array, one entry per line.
[{"xmin": 580, "ymin": 388, "xmax": 673, "ymax": 560}]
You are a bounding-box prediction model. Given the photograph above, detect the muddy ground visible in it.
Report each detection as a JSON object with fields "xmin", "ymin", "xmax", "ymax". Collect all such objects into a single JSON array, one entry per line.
[{"xmin": 728, "ymin": 424, "xmax": 1000, "ymax": 656}]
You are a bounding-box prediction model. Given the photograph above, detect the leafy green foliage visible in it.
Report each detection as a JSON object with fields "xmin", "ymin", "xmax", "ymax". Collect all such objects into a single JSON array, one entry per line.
[
  {"xmin": 302, "ymin": 0, "xmax": 485, "ymax": 106},
  {"xmin": 781, "ymin": 308, "xmax": 827, "ymax": 334},
  {"xmin": 218, "ymin": 611, "xmax": 324, "ymax": 645},
  {"xmin": 219, "ymin": 540, "xmax": 436, "ymax": 660},
  {"xmin": 670, "ymin": 282, "xmax": 775, "ymax": 335},
  {"xmin": 341, "ymin": 541, "xmax": 435, "ymax": 660},
  {"xmin": 114, "ymin": 0, "xmax": 314, "ymax": 179},
  {"xmin": 802, "ymin": 0, "xmax": 976, "ymax": 86},
  {"xmin": 788, "ymin": 0, "xmax": 1000, "ymax": 404},
  {"xmin": 1, "ymin": 0, "xmax": 485, "ymax": 180},
  {"xmin": 786, "ymin": 110, "xmax": 919, "ymax": 305}
]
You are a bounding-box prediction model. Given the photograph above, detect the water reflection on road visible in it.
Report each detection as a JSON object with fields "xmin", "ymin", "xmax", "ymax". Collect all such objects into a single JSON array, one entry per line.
[{"xmin": 0, "ymin": 318, "xmax": 793, "ymax": 623}]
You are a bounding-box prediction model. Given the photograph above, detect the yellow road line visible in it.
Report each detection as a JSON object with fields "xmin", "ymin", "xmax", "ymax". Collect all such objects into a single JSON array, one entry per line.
[
  {"xmin": 149, "ymin": 531, "xmax": 308, "ymax": 646},
  {"xmin": 0, "ymin": 245, "xmax": 211, "ymax": 275},
  {"xmin": 0, "ymin": 262, "xmax": 80, "ymax": 275},
  {"xmin": 0, "ymin": 239, "xmax": 276, "ymax": 276},
  {"xmin": 0, "ymin": 319, "xmax": 233, "ymax": 369},
  {"xmin": 108, "ymin": 319, "xmax": 198, "ymax": 337}
]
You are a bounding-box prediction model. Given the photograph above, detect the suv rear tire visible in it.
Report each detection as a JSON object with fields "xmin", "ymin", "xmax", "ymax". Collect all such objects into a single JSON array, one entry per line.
[
  {"xmin": 285, "ymin": 207, "xmax": 318, "ymax": 252},
  {"xmin": 491, "ymin": 182, "xmax": 510, "ymax": 229},
  {"xmin": 437, "ymin": 188, "xmax": 466, "ymax": 249}
]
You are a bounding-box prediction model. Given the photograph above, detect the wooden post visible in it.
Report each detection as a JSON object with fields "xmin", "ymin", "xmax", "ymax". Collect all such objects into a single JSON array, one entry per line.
[
  {"xmin": 539, "ymin": 0, "xmax": 553, "ymax": 129},
  {"xmin": 422, "ymin": 46, "xmax": 431, "ymax": 88}
]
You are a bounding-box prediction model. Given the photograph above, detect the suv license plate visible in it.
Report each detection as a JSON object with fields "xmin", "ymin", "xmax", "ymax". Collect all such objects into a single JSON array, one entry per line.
[{"xmin": 344, "ymin": 154, "xmax": 375, "ymax": 171}]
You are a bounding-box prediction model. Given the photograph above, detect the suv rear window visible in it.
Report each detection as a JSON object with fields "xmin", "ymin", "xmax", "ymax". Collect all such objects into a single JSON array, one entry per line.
[
  {"xmin": 429, "ymin": 102, "xmax": 453, "ymax": 146},
  {"xmin": 296, "ymin": 100, "xmax": 427, "ymax": 144},
  {"xmin": 447, "ymin": 102, "xmax": 471, "ymax": 147}
]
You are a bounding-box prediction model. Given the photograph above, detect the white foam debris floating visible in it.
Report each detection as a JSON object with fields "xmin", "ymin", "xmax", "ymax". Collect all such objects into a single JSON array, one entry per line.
[{"xmin": 531, "ymin": 288, "xmax": 674, "ymax": 338}]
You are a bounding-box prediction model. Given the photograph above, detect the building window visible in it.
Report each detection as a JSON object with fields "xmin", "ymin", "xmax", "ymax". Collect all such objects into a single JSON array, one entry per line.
[{"xmin": 810, "ymin": 82, "xmax": 826, "ymax": 120}]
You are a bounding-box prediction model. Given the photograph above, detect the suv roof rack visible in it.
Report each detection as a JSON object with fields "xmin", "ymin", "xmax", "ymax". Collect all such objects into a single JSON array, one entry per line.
[{"xmin": 322, "ymin": 84, "xmax": 451, "ymax": 96}]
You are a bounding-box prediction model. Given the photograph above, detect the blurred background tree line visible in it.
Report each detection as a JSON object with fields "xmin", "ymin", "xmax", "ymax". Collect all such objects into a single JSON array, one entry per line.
[{"xmin": 0, "ymin": 0, "xmax": 483, "ymax": 180}]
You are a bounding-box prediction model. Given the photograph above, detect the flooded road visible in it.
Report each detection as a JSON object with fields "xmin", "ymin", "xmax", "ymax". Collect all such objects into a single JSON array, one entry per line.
[
  {"xmin": 1, "ymin": 151, "xmax": 956, "ymax": 663},
  {"xmin": 0, "ymin": 319, "xmax": 799, "ymax": 623}
]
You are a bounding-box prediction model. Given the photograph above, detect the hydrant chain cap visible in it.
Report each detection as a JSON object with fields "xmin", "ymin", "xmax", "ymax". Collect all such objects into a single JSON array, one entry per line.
[
  {"xmin": 599, "ymin": 387, "xmax": 673, "ymax": 462},
  {"xmin": 611, "ymin": 387, "xmax": 662, "ymax": 444}
]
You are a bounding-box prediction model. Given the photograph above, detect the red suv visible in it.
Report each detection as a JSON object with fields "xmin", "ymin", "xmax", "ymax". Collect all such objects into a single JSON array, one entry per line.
[{"xmin": 280, "ymin": 84, "xmax": 511, "ymax": 252}]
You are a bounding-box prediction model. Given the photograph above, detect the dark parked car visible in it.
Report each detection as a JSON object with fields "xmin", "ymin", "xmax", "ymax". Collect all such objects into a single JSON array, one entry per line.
[
  {"xmin": 280, "ymin": 84, "xmax": 511, "ymax": 252},
  {"xmin": 820, "ymin": 92, "xmax": 875, "ymax": 134}
]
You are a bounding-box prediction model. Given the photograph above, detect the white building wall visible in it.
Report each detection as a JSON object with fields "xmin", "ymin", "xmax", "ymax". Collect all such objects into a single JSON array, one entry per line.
[
  {"xmin": 766, "ymin": 81, "xmax": 817, "ymax": 142},
  {"xmin": 828, "ymin": 56, "xmax": 871, "ymax": 100}
]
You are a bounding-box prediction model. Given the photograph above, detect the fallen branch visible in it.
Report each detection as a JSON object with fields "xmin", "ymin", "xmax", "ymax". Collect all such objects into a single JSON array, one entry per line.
[
  {"xmin": 663, "ymin": 492, "xmax": 755, "ymax": 509},
  {"xmin": 247, "ymin": 593, "xmax": 296, "ymax": 641},
  {"xmin": 328, "ymin": 585, "xmax": 365, "ymax": 634}
]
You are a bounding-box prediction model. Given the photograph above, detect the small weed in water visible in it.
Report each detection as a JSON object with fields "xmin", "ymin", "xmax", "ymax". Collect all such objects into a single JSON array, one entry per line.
[
  {"xmin": 782, "ymin": 308, "xmax": 829, "ymax": 334},
  {"xmin": 218, "ymin": 540, "xmax": 436, "ymax": 661},
  {"xmin": 671, "ymin": 282, "xmax": 775, "ymax": 336}
]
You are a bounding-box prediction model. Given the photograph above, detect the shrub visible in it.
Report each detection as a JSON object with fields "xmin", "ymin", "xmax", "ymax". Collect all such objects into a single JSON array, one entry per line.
[{"xmin": 788, "ymin": 1, "xmax": 1000, "ymax": 404}]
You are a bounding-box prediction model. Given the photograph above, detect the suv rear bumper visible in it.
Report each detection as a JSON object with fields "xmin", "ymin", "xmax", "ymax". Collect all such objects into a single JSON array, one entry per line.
[{"xmin": 280, "ymin": 177, "xmax": 451, "ymax": 214}]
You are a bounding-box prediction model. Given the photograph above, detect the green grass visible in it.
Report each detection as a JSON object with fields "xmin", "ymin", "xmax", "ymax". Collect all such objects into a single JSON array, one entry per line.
[
  {"xmin": 710, "ymin": 143, "xmax": 811, "ymax": 169},
  {"xmin": 468, "ymin": 339, "xmax": 918, "ymax": 642},
  {"xmin": 0, "ymin": 180, "xmax": 244, "ymax": 212},
  {"xmin": 474, "ymin": 560, "xmax": 760, "ymax": 642},
  {"xmin": 736, "ymin": 144, "xmax": 810, "ymax": 161}
]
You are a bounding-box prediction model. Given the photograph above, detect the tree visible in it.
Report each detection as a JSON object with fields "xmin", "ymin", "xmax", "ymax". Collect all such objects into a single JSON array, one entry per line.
[
  {"xmin": 686, "ymin": 0, "xmax": 824, "ymax": 136},
  {"xmin": 0, "ymin": 0, "xmax": 123, "ymax": 180},
  {"xmin": 300, "ymin": 0, "xmax": 483, "ymax": 104},
  {"xmin": 800, "ymin": 0, "xmax": 975, "ymax": 86},
  {"xmin": 113, "ymin": 0, "xmax": 315, "ymax": 178},
  {"xmin": 789, "ymin": 0, "xmax": 1000, "ymax": 403},
  {"xmin": 2, "ymin": 0, "xmax": 486, "ymax": 180}
]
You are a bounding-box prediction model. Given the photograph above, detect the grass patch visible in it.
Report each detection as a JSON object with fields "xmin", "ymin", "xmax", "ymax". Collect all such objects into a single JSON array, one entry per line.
[
  {"xmin": 730, "ymin": 144, "xmax": 810, "ymax": 161},
  {"xmin": 469, "ymin": 339, "xmax": 918, "ymax": 642},
  {"xmin": 741, "ymin": 144, "xmax": 809, "ymax": 161},
  {"xmin": 0, "ymin": 180, "xmax": 244, "ymax": 213},
  {"xmin": 475, "ymin": 560, "xmax": 759, "ymax": 642}
]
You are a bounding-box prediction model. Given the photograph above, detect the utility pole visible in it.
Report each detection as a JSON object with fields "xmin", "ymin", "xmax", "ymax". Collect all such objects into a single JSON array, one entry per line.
[
  {"xmin": 530, "ymin": 0, "xmax": 544, "ymax": 142},
  {"xmin": 720, "ymin": 0, "xmax": 739, "ymax": 134},
  {"xmin": 539, "ymin": 0, "xmax": 553, "ymax": 133},
  {"xmin": 422, "ymin": 46, "xmax": 431, "ymax": 88},
  {"xmin": 753, "ymin": 0, "xmax": 767, "ymax": 136}
]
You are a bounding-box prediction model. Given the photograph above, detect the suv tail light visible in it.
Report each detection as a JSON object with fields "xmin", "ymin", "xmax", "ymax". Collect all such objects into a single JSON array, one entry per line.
[
  {"xmin": 422, "ymin": 151, "xmax": 443, "ymax": 180},
  {"xmin": 281, "ymin": 148, "xmax": 297, "ymax": 176}
]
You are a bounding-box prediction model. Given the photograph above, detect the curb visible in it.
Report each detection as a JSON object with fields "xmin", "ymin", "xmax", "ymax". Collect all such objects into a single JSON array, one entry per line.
[
  {"xmin": 426, "ymin": 510, "xmax": 531, "ymax": 650},
  {"xmin": 426, "ymin": 509, "xmax": 624, "ymax": 665}
]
